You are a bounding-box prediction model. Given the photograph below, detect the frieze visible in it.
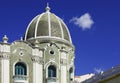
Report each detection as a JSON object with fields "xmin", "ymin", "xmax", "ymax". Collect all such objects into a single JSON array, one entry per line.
[{"xmin": 31, "ymin": 56, "xmax": 44, "ymax": 64}]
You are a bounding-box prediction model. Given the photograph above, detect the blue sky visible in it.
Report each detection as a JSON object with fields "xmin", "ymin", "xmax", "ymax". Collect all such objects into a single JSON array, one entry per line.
[{"xmin": 0, "ymin": 0, "xmax": 120, "ymax": 76}]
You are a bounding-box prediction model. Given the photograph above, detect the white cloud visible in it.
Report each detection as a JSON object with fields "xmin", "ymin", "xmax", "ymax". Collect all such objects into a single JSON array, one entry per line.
[
  {"xmin": 70, "ymin": 13, "xmax": 94, "ymax": 30},
  {"xmin": 94, "ymin": 68, "xmax": 104, "ymax": 74}
]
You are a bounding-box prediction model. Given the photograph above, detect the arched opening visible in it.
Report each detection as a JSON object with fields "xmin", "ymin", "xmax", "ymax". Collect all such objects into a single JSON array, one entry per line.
[
  {"xmin": 69, "ymin": 67, "xmax": 73, "ymax": 82},
  {"xmin": 48, "ymin": 65, "xmax": 56, "ymax": 77},
  {"xmin": 15, "ymin": 62, "xmax": 27, "ymax": 75},
  {"xmin": 13, "ymin": 62, "xmax": 28, "ymax": 81}
]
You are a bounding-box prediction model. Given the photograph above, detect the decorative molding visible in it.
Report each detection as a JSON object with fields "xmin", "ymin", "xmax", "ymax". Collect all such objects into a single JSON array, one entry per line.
[
  {"xmin": 49, "ymin": 58, "xmax": 55, "ymax": 62},
  {"xmin": 60, "ymin": 59, "xmax": 67, "ymax": 65},
  {"xmin": 44, "ymin": 60, "xmax": 59, "ymax": 70},
  {"xmin": 31, "ymin": 56, "xmax": 44, "ymax": 64},
  {"xmin": 0, "ymin": 52, "xmax": 10, "ymax": 59},
  {"xmin": 70, "ymin": 57, "xmax": 74, "ymax": 64},
  {"xmin": 19, "ymin": 51, "xmax": 24, "ymax": 56},
  {"xmin": 60, "ymin": 49, "xmax": 68, "ymax": 53}
]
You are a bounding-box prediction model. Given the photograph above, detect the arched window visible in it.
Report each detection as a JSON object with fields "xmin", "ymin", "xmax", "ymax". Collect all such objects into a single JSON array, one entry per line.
[
  {"xmin": 15, "ymin": 62, "xmax": 27, "ymax": 75},
  {"xmin": 48, "ymin": 65, "xmax": 56, "ymax": 77},
  {"xmin": 69, "ymin": 68, "xmax": 73, "ymax": 82}
]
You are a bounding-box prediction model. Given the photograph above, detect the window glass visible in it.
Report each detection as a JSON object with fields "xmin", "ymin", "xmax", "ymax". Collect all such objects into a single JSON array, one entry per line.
[
  {"xmin": 15, "ymin": 62, "xmax": 27, "ymax": 75},
  {"xmin": 48, "ymin": 65, "xmax": 56, "ymax": 77}
]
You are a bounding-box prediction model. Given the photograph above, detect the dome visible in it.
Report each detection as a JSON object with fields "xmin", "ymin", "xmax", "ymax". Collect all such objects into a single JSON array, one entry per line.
[{"xmin": 24, "ymin": 5, "xmax": 72, "ymax": 44}]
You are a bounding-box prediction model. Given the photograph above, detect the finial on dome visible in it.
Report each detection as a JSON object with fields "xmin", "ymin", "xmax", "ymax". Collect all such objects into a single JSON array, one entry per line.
[
  {"xmin": 46, "ymin": 3, "xmax": 50, "ymax": 12},
  {"xmin": 3, "ymin": 35, "xmax": 8, "ymax": 43}
]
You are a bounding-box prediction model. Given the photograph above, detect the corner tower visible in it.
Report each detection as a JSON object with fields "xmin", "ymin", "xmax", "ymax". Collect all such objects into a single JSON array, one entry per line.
[{"xmin": 24, "ymin": 4, "xmax": 75, "ymax": 83}]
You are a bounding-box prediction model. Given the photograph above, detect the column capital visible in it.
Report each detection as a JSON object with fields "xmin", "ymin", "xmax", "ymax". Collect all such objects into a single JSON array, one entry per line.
[
  {"xmin": 60, "ymin": 59, "xmax": 67, "ymax": 65},
  {"xmin": 0, "ymin": 52, "xmax": 10, "ymax": 59},
  {"xmin": 31, "ymin": 56, "xmax": 44, "ymax": 64}
]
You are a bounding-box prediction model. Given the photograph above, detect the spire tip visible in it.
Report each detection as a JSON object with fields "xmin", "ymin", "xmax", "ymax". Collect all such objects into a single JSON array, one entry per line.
[{"xmin": 46, "ymin": 2, "xmax": 50, "ymax": 12}]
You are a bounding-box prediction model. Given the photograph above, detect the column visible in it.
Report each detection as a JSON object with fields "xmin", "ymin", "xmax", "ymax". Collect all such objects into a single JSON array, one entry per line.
[
  {"xmin": 32, "ymin": 48, "xmax": 43, "ymax": 83},
  {"xmin": 0, "ymin": 45, "xmax": 10, "ymax": 83},
  {"xmin": 60, "ymin": 51, "xmax": 67, "ymax": 83},
  {"xmin": 33, "ymin": 61, "xmax": 43, "ymax": 83}
]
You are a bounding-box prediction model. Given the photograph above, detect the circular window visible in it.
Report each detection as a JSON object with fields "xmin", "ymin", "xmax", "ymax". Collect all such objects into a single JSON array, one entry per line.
[{"xmin": 49, "ymin": 50, "xmax": 54, "ymax": 55}]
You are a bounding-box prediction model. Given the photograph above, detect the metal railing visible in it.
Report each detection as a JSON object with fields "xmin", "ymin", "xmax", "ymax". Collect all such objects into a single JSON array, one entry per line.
[{"xmin": 13, "ymin": 75, "xmax": 27, "ymax": 80}]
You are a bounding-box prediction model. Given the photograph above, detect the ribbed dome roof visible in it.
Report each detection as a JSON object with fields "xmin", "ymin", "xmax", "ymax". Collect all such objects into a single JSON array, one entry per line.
[{"xmin": 24, "ymin": 5, "xmax": 72, "ymax": 43}]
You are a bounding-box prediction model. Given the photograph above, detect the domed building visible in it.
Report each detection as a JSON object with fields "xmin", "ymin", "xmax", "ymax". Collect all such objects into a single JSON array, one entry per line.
[{"xmin": 0, "ymin": 4, "xmax": 75, "ymax": 83}]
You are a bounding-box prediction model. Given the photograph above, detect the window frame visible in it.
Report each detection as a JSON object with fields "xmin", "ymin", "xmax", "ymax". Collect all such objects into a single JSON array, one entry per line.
[{"xmin": 15, "ymin": 62, "xmax": 27, "ymax": 76}]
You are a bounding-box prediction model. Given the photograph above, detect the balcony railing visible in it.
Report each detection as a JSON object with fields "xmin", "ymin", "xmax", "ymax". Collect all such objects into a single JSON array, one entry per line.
[
  {"xmin": 47, "ymin": 77, "xmax": 57, "ymax": 82},
  {"xmin": 13, "ymin": 75, "xmax": 27, "ymax": 81}
]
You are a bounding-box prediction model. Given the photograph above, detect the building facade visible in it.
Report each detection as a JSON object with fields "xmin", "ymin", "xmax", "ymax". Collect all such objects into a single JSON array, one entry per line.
[
  {"xmin": 82, "ymin": 65, "xmax": 120, "ymax": 83},
  {"xmin": 74, "ymin": 74, "xmax": 94, "ymax": 83},
  {"xmin": 0, "ymin": 5, "xmax": 75, "ymax": 83}
]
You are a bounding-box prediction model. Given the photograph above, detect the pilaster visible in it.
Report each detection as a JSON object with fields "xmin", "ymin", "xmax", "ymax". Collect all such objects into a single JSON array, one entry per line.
[
  {"xmin": 0, "ymin": 35, "xmax": 10, "ymax": 83},
  {"xmin": 32, "ymin": 47, "xmax": 43, "ymax": 83},
  {"xmin": 60, "ymin": 49, "xmax": 67, "ymax": 83}
]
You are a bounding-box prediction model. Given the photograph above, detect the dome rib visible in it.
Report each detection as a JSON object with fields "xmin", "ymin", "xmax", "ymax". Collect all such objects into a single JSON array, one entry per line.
[
  {"xmin": 24, "ymin": 15, "xmax": 39, "ymax": 41},
  {"xmin": 60, "ymin": 19, "xmax": 72, "ymax": 43},
  {"xmin": 35, "ymin": 13, "xmax": 45, "ymax": 38},
  {"xmin": 47, "ymin": 12, "xmax": 51, "ymax": 36},
  {"xmin": 53, "ymin": 14, "xmax": 64, "ymax": 39},
  {"xmin": 24, "ymin": 8, "xmax": 72, "ymax": 44}
]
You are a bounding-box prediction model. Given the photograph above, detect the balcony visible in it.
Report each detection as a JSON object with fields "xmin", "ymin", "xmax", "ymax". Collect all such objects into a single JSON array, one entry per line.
[
  {"xmin": 47, "ymin": 77, "xmax": 57, "ymax": 83},
  {"xmin": 13, "ymin": 75, "xmax": 28, "ymax": 83}
]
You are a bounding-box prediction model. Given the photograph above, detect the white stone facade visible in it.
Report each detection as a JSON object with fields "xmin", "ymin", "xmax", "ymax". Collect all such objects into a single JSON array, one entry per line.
[
  {"xmin": 74, "ymin": 74, "xmax": 94, "ymax": 83},
  {"xmin": 0, "ymin": 5, "xmax": 75, "ymax": 83}
]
